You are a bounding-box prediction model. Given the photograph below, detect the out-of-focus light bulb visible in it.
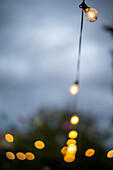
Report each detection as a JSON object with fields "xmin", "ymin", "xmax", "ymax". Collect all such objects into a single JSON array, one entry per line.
[
  {"xmin": 67, "ymin": 144, "xmax": 77, "ymax": 154},
  {"xmin": 107, "ymin": 150, "xmax": 113, "ymax": 158},
  {"xmin": 85, "ymin": 8, "xmax": 98, "ymax": 22},
  {"xmin": 71, "ymin": 115, "xmax": 79, "ymax": 125},
  {"xmin": 6, "ymin": 152, "xmax": 15, "ymax": 160},
  {"xmin": 5, "ymin": 134, "xmax": 14, "ymax": 143},
  {"xmin": 64, "ymin": 154, "xmax": 75, "ymax": 163},
  {"xmin": 68, "ymin": 130, "xmax": 78, "ymax": 139},
  {"xmin": 61, "ymin": 146, "xmax": 67, "ymax": 155},
  {"xmin": 67, "ymin": 139, "xmax": 76, "ymax": 146},
  {"xmin": 70, "ymin": 83, "xmax": 79, "ymax": 95},
  {"xmin": 34, "ymin": 140, "xmax": 45, "ymax": 149},
  {"xmin": 25, "ymin": 152, "xmax": 35, "ymax": 160},
  {"xmin": 85, "ymin": 148, "xmax": 95, "ymax": 157},
  {"xmin": 16, "ymin": 152, "xmax": 26, "ymax": 160}
]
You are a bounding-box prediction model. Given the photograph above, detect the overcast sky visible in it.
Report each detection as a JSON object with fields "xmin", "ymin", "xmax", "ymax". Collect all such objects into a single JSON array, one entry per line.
[{"xmin": 0, "ymin": 0, "xmax": 113, "ymax": 130}]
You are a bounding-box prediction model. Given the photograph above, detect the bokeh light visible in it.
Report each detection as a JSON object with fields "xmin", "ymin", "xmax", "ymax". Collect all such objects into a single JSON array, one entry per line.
[
  {"xmin": 25, "ymin": 152, "xmax": 35, "ymax": 160},
  {"xmin": 16, "ymin": 152, "xmax": 26, "ymax": 160},
  {"xmin": 67, "ymin": 139, "xmax": 76, "ymax": 146},
  {"xmin": 68, "ymin": 130, "xmax": 78, "ymax": 139},
  {"xmin": 5, "ymin": 134, "xmax": 14, "ymax": 143},
  {"xmin": 34, "ymin": 140, "xmax": 45, "ymax": 149},
  {"xmin": 6, "ymin": 152, "xmax": 15, "ymax": 160},
  {"xmin": 71, "ymin": 115, "xmax": 79, "ymax": 125},
  {"xmin": 107, "ymin": 150, "xmax": 113, "ymax": 158},
  {"xmin": 64, "ymin": 154, "xmax": 75, "ymax": 163},
  {"xmin": 61, "ymin": 146, "xmax": 67, "ymax": 155},
  {"xmin": 67, "ymin": 144, "xmax": 77, "ymax": 154},
  {"xmin": 85, "ymin": 148, "xmax": 95, "ymax": 157},
  {"xmin": 69, "ymin": 84, "xmax": 79, "ymax": 95}
]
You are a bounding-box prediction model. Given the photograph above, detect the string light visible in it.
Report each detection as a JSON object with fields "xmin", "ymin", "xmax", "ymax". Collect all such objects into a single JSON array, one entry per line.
[
  {"xmin": 69, "ymin": 82, "xmax": 79, "ymax": 95},
  {"xmin": 107, "ymin": 150, "xmax": 113, "ymax": 158},
  {"xmin": 68, "ymin": 130, "xmax": 78, "ymax": 139},
  {"xmin": 61, "ymin": 0, "xmax": 98, "ymax": 163},
  {"xmin": 85, "ymin": 148, "xmax": 95, "ymax": 157},
  {"xmin": 70, "ymin": 115, "xmax": 79, "ymax": 125},
  {"xmin": 5, "ymin": 134, "xmax": 14, "ymax": 143},
  {"xmin": 34, "ymin": 140, "xmax": 45, "ymax": 149},
  {"xmin": 79, "ymin": 2, "xmax": 98, "ymax": 22},
  {"xmin": 16, "ymin": 152, "xmax": 26, "ymax": 160},
  {"xmin": 6, "ymin": 152, "xmax": 15, "ymax": 160},
  {"xmin": 67, "ymin": 139, "xmax": 76, "ymax": 146},
  {"xmin": 25, "ymin": 152, "xmax": 35, "ymax": 160}
]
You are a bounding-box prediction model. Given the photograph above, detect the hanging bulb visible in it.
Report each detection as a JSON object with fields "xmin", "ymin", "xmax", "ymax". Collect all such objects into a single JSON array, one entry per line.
[
  {"xmin": 69, "ymin": 81, "xmax": 79, "ymax": 95},
  {"xmin": 85, "ymin": 8, "xmax": 98, "ymax": 22},
  {"xmin": 79, "ymin": 2, "xmax": 98, "ymax": 22}
]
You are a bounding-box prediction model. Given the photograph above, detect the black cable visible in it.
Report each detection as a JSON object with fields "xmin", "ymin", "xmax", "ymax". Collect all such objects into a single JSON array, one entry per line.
[{"xmin": 76, "ymin": 9, "xmax": 84, "ymax": 83}]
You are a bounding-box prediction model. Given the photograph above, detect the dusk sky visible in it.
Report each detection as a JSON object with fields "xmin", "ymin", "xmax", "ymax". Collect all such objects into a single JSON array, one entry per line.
[{"xmin": 0, "ymin": 0, "xmax": 113, "ymax": 131}]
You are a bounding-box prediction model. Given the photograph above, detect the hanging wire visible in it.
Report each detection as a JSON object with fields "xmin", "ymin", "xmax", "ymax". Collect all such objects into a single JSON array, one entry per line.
[{"xmin": 76, "ymin": 9, "xmax": 84, "ymax": 83}]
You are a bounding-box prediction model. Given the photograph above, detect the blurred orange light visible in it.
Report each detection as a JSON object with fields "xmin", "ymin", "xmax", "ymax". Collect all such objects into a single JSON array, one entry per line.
[
  {"xmin": 64, "ymin": 154, "xmax": 75, "ymax": 163},
  {"xmin": 68, "ymin": 130, "xmax": 78, "ymax": 139},
  {"xmin": 6, "ymin": 152, "xmax": 15, "ymax": 160},
  {"xmin": 67, "ymin": 144, "xmax": 77, "ymax": 154},
  {"xmin": 67, "ymin": 139, "xmax": 76, "ymax": 146},
  {"xmin": 16, "ymin": 152, "xmax": 26, "ymax": 160},
  {"xmin": 69, "ymin": 84, "xmax": 78, "ymax": 95},
  {"xmin": 5, "ymin": 134, "xmax": 14, "ymax": 143},
  {"xmin": 85, "ymin": 149, "xmax": 95, "ymax": 157},
  {"xmin": 71, "ymin": 115, "xmax": 79, "ymax": 125},
  {"xmin": 34, "ymin": 140, "xmax": 45, "ymax": 149},
  {"xmin": 25, "ymin": 152, "xmax": 35, "ymax": 160},
  {"xmin": 107, "ymin": 150, "xmax": 113, "ymax": 158},
  {"xmin": 61, "ymin": 146, "xmax": 67, "ymax": 155}
]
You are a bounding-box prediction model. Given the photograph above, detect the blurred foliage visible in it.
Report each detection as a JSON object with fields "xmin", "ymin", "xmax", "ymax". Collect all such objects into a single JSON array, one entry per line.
[{"xmin": 0, "ymin": 108, "xmax": 113, "ymax": 170}]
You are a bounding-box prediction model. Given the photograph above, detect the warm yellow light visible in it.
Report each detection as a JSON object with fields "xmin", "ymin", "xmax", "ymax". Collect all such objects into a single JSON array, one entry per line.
[
  {"xmin": 67, "ymin": 144, "xmax": 77, "ymax": 154},
  {"xmin": 85, "ymin": 8, "xmax": 98, "ymax": 22},
  {"xmin": 64, "ymin": 154, "xmax": 75, "ymax": 163},
  {"xmin": 107, "ymin": 150, "xmax": 113, "ymax": 158},
  {"xmin": 5, "ymin": 134, "xmax": 14, "ymax": 143},
  {"xmin": 69, "ymin": 84, "xmax": 78, "ymax": 95},
  {"xmin": 25, "ymin": 152, "xmax": 35, "ymax": 160},
  {"xmin": 71, "ymin": 115, "xmax": 79, "ymax": 125},
  {"xmin": 68, "ymin": 130, "xmax": 78, "ymax": 139},
  {"xmin": 67, "ymin": 139, "xmax": 76, "ymax": 146},
  {"xmin": 34, "ymin": 140, "xmax": 45, "ymax": 149},
  {"xmin": 6, "ymin": 152, "xmax": 15, "ymax": 160},
  {"xmin": 85, "ymin": 149, "xmax": 95, "ymax": 157},
  {"xmin": 16, "ymin": 152, "xmax": 26, "ymax": 160},
  {"xmin": 61, "ymin": 146, "xmax": 67, "ymax": 155}
]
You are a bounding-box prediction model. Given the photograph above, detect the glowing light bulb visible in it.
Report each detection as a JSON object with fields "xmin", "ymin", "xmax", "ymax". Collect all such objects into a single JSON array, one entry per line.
[
  {"xmin": 16, "ymin": 152, "xmax": 26, "ymax": 160},
  {"xmin": 64, "ymin": 154, "xmax": 75, "ymax": 163},
  {"xmin": 67, "ymin": 139, "xmax": 76, "ymax": 146},
  {"xmin": 70, "ymin": 83, "xmax": 79, "ymax": 95},
  {"xmin": 68, "ymin": 130, "xmax": 78, "ymax": 139},
  {"xmin": 34, "ymin": 140, "xmax": 45, "ymax": 149},
  {"xmin": 67, "ymin": 144, "xmax": 77, "ymax": 154},
  {"xmin": 71, "ymin": 115, "xmax": 79, "ymax": 125},
  {"xmin": 61, "ymin": 146, "xmax": 67, "ymax": 155},
  {"xmin": 107, "ymin": 150, "xmax": 113, "ymax": 158},
  {"xmin": 25, "ymin": 152, "xmax": 35, "ymax": 160},
  {"xmin": 85, "ymin": 148, "xmax": 95, "ymax": 157},
  {"xmin": 79, "ymin": 2, "xmax": 98, "ymax": 23},
  {"xmin": 6, "ymin": 152, "xmax": 15, "ymax": 160},
  {"xmin": 5, "ymin": 134, "xmax": 14, "ymax": 143},
  {"xmin": 85, "ymin": 8, "xmax": 98, "ymax": 22}
]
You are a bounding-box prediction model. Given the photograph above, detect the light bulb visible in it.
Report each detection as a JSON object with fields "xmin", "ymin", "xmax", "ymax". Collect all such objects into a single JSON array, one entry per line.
[
  {"xmin": 71, "ymin": 115, "xmax": 79, "ymax": 125},
  {"xmin": 69, "ymin": 83, "xmax": 79, "ymax": 95},
  {"xmin": 85, "ymin": 8, "xmax": 98, "ymax": 22},
  {"xmin": 79, "ymin": 2, "xmax": 98, "ymax": 23}
]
